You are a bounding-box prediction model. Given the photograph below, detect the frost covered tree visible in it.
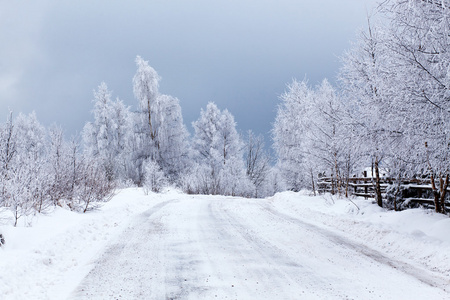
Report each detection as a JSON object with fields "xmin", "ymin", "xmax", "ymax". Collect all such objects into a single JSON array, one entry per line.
[
  {"xmin": 47, "ymin": 127, "xmax": 86, "ymax": 209},
  {"xmin": 83, "ymin": 82, "xmax": 132, "ymax": 183},
  {"xmin": 339, "ymin": 21, "xmax": 400, "ymax": 207},
  {"xmin": 152, "ymin": 94, "xmax": 190, "ymax": 182},
  {"xmin": 132, "ymin": 56, "xmax": 190, "ymax": 185},
  {"xmin": 309, "ymin": 79, "xmax": 356, "ymax": 196},
  {"xmin": 132, "ymin": 55, "xmax": 161, "ymax": 169},
  {"xmin": 273, "ymin": 78, "xmax": 355, "ymax": 196},
  {"xmin": 130, "ymin": 56, "xmax": 161, "ymax": 184},
  {"xmin": 190, "ymin": 102, "xmax": 249, "ymax": 196},
  {"xmin": 133, "ymin": 55, "xmax": 160, "ymax": 145},
  {"xmin": 272, "ymin": 80, "xmax": 311, "ymax": 191},
  {"xmin": 111, "ymin": 98, "xmax": 134, "ymax": 183},
  {"xmin": 14, "ymin": 113, "xmax": 48, "ymax": 222},
  {"xmin": 245, "ymin": 130, "xmax": 271, "ymax": 197},
  {"xmin": 47, "ymin": 125, "xmax": 69, "ymax": 206},
  {"xmin": 0, "ymin": 112, "xmax": 16, "ymax": 207}
]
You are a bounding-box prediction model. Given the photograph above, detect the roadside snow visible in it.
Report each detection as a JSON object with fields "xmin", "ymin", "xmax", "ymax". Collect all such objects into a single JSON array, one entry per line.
[
  {"xmin": 270, "ymin": 191, "xmax": 450, "ymax": 277},
  {"xmin": 0, "ymin": 188, "xmax": 168, "ymax": 299}
]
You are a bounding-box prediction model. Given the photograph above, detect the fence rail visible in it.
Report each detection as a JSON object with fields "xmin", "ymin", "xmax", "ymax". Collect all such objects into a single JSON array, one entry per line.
[{"xmin": 317, "ymin": 176, "xmax": 450, "ymax": 210}]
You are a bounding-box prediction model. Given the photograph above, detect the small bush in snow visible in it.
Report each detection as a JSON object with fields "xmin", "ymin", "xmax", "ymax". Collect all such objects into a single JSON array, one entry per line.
[
  {"xmin": 72, "ymin": 157, "xmax": 116, "ymax": 213},
  {"xmin": 143, "ymin": 159, "xmax": 167, "ymax": 194}
]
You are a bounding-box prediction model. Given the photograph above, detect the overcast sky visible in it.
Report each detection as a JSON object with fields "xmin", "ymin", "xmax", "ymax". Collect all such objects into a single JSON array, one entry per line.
[{"xmin": 0, "ymin": 0, "xmax": 378, "ymax": 141}]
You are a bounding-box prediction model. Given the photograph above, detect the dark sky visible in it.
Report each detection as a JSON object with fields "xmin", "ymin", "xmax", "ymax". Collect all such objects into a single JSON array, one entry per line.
[{"xmin": 0, "ymin": 0, "xmax": 378, "ymax": 141}]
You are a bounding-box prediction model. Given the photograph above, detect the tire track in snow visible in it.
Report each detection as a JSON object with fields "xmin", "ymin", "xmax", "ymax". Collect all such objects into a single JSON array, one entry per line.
[
  {"xmin": 260, "ymin": 202, "xmax": 450, "ymax": 294},
  {"xmin": 161, "ymin": 199, "xmax": 211, "ymax": 300},
  {"xmin": 215, "ymin": 199, "xmax": 450, "ymax": 299},
  {"xmin": 204, "ymin": 200, "xmax": 333, "ymax": 299},
  {"xmin": 69, "ymin": 199, "xmax": 178, "ymax": 299}
]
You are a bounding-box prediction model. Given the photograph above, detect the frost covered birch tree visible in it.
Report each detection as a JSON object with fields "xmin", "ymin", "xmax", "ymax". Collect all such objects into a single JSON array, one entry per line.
[
  {"xmin": 339, "ymin": 21, "xmax": 401, "ymax": 207},
  {"xmin": 133, "ymin": 56, "xmax": 160, "ymax": 145},
  {"xmin": 0, "ymin": 112, "xmax": 16, "ymax": 207},
  {"xmin": 83, "ymin": 82, "xmax": 132, "ymax": 183},
  {"xmin": 189, "ymin": 102, "xmax": 249, "ymax": 196},
  {"xmin": 152, "ymin": 94, "xmax": 190, "ymax": 182},
  {"xmin": 245, "ymin": 130, "xmax": 271, "ymax": 198},
  {"xmin": 308, "ymin": 79, "xmax": 354, "ymax": 196},
  {"xmin": 272, "ymin": 80, "xmax": 310, "ymax": 191},
  {"xmin": 132, "ymin": 56, "xmax": 190, "ymax": 185}
]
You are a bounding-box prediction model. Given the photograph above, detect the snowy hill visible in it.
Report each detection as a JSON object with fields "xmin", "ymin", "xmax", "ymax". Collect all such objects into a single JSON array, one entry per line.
[{"xmin": 0, "ymin": 189, "xmax": 449, "ymax": 299}]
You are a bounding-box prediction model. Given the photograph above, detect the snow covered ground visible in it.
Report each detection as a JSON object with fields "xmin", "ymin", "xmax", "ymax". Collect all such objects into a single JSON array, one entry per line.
[{"xmin": 0, "ymin": 188, "xmax": 449, "ymax": 299}]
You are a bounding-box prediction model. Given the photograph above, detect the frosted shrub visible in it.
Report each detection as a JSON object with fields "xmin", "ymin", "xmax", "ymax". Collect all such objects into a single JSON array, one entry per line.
[
  {"xmin": 73, "ymin": 157, "xmax": 115, "ymax": 213},
  {"xmin": 143, "ymin": 159, "xmax": 167, "ymax": 194}
]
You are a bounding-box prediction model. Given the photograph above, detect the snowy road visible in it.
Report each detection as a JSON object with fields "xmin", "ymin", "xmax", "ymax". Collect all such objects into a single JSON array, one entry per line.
[{"xmin": 69, "ymin": 196, "xmax": 449, "ymax": 300}]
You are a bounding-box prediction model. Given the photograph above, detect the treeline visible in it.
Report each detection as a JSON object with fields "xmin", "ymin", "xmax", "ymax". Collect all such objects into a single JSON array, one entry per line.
[
  {"xmin": 0, "ymin": 112, "xmax": 115, "ymax": 226},
  {"xmin": 273, "ymin": 0, "xmax": 450, "ymax": 214},
  {"xmin": 82, "ymin": 56, "xmax": 281, "ymax": 197},
  {"xmin": 0, "ymin": 56, "xmax": 281, "ymax": 226}
]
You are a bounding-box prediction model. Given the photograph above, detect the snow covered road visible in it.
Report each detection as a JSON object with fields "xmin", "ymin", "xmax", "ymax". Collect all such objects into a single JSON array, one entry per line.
[{"xmin": 69, "ymin": 195, "xmax": 449, "ymax": 300}]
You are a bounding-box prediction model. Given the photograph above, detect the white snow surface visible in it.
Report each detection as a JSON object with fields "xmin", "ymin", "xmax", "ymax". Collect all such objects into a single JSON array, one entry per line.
[{"xmin": 0, "ymin": 188, "xmax": 449, "ymax": 299}]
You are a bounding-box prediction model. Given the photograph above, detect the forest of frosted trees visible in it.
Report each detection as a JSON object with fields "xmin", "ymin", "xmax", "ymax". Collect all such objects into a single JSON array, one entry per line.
[
  {"xmin": 1, "ymin": 0, "xmax": 449, "ymax": 226},
  {"xmin": 275, "ymin": 0, "xmax": 450, "ymax": 214}
]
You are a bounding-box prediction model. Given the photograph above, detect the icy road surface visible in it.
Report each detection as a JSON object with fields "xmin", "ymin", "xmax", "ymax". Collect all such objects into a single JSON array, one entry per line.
[{"xmin": 70, "ymin": 196, "xmax": 449, "ymax": 300}]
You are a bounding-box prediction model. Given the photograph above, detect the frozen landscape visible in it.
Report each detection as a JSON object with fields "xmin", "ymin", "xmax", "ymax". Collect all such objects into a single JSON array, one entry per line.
[
  {"xmin": 1, "ymin": 188, "xmax": 449, "ymax": 299},
  {"xmin": 1, "ymin": 1, "xmax": 450, "ymax": 299}
]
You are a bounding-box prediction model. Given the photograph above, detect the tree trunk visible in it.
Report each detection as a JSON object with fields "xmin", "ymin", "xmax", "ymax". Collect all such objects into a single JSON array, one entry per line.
[
  {"xmin": 439, "ymin": 174, "xmax": 448, "ymax": 214},
  {"xmin": 345, "ymin": 154, "xmax": 351, "ymax": 198},
  {"xmin": 345, "ymin": 180, "xmax": 348, "ymax": 198},
  {"xmin": 393, "ymin": 176, "xmax": 401, "ymax": 212},
  {"xmin": 334, "ymin": 152, "xmax": 341, "ymax": 195},
  {"xmin": 331, "ymin": 167, "xmax": 336, "ymax": 195},
  {"xmin": 310, "ymin": 168, "xmax": 316, "ymax": 196},
  {"xmin": 430, "ymin": 174, "xmax": 441, "ymax": 213},
  {"xmin": 374, "ymin": 156, "xmax": 382, "ymax": 207},
  {"xmin": 148, "ymin": 98, "xmax": 154, "ymax": 140},
  {"xmin": 13, "ymin": 203, "xmax": 19, "ymax": 227},
  {"xmin": 83, "ymin": 194, "xmax": 91, "ymax": 213}
]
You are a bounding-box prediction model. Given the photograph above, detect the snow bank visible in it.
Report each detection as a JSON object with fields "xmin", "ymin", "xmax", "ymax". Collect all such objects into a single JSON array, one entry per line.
[
  {"xmin": 0, "ymin": 188, "xmax": 166, "ymax": 300},
  {"xmin": 270, "ymin": 191, "xmax": 450, "ymax": 277}
]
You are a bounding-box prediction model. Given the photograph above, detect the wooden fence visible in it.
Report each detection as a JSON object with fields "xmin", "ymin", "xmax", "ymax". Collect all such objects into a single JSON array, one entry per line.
[{"xmin": 317, "ymin": 176, "xmax": 450, "ymax": 211}]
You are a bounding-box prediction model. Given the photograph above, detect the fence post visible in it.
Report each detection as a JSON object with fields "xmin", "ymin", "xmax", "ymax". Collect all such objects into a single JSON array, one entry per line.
[{"xmin": 363, "ymin": 171, "xmax": 368, "ymax": 199}]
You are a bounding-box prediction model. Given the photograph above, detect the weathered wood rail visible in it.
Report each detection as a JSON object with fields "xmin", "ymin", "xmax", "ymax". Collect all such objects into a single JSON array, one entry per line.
[{"xmin": 317, "ymin": 177, "xmax": 450, "ymax": 210}]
